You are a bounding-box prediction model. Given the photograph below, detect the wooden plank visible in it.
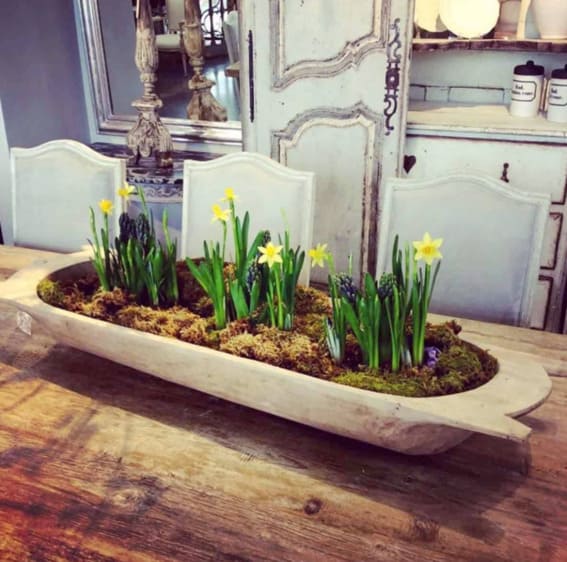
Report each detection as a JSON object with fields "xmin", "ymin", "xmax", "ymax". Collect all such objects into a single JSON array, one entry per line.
[
  {"xmin": 0, "ymin": 246, "xmax": 60, "ymax": 279},
  {"xmin": 0, "ymin": 322, "xmax": 566, "ymax": 561},
  {"xmin": 412, "ymin": 38, "xmax": 567, "ymax": 54},
  {"xmin": 408, "ymin": 102, "xmax": 567, "ymax": 140}
]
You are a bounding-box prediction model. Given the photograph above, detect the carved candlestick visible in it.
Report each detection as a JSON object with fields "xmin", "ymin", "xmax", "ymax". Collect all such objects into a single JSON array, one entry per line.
[
  {"xmin": 182, "ymin": 0, "xmax": 227, "ymax": 122},
  {"xmin": 127, "ymin": 0, "xmax": 173, "ymax": 168}
]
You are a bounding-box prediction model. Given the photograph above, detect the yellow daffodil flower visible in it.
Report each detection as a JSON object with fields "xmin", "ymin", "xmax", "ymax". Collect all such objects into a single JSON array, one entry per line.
[
  {"xmin": 118, "ymin": 182, "xmax": 136, "ymax": 200},
  {"xmin": 308, "ymin": 243, "xmax": 329, "ymax": 268},
  {"xmin": 222, "ymin": 187, "xmax": 238, "ymax": 202},
  {"xmin": 98, "ymin": 199, "xmax": 114, "ymax": 215},
  {"xmin": 258, "ymin": 242, "xmax": 283, "ymax": 268},
  {"xmin": 413, "ymin": 232, "xmax": 443, "ymax": 265},
  {"xmin": 211, "ymin": 203, "xmax": 231, "ymax": 223}
]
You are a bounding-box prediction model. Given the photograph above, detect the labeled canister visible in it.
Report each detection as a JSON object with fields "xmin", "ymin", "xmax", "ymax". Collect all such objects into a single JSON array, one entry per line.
[
  {"xmin": 547, "ymin": 64, "xmax": 567, "ymax": 123},
  {"xmin": 510, "ymin": 60, "xmax": 545, "ymax": 117}
]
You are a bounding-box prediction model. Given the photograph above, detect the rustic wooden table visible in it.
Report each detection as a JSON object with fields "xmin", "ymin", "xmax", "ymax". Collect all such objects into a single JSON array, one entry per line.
[{"xmin": 0, "ymin": 247, "xmax": 566, "ymax": 562}]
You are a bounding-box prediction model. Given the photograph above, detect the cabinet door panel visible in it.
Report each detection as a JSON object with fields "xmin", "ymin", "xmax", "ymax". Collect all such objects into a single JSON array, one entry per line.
[
  {"xmin": 241, "ymin": 0, "xmax": 415, "ymax": 281},
  {"xmin": 531, "ymin": 278, "xmax": 552, "ymax": 330}
]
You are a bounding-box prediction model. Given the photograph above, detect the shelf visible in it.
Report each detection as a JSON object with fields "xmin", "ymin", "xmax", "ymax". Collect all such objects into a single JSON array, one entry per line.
[
  {"xmin": 413, "ymin": 38, "xmax": 567, "ymax": 53},
  {"xmin": 407, "ymin": 102, "xmax": 567, "ymax": 142}
]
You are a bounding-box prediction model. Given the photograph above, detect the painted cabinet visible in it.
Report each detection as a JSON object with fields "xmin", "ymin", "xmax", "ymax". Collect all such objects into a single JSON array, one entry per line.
[
  {"xmin": 240, "ymin": 0, "xmax": 415, "ymax": 282},
  {"xmin": 236, "ymin": 2, "xmax": 567, "ymax": 330},
  {"xmin": 405, "ymin": 43, "xmax": 567, "ymax": 331}
]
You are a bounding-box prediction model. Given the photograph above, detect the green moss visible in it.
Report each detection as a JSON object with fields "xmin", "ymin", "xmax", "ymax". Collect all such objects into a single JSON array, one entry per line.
[
  {"xmin": 295, "ymin": 286, "xmax": 332, "ymax": 315},
  {"xmin": 333, "ymin": 370, "xmax": 427, "ymax": 397},
  {"xmin": 424, "ymin": 321, "xmax": 462, "ymax": 350},
  {"xmin": 79, "ymin": 289, "xmax": 131, "ymax": 320},
  {"xmin": 219, "ymin": 325, "xmax": 334, "ymax": 378},
  {"xmin": 293, "ymin": 313, "xmax": 326, "ymax": 343},
  {"xmin": 37, "ymin": 279, "xmax": 65, "ymax": 307},
  {"xmin": 37, "ymin": 268, "xmax": 499, "ymax": 398},
  {"xmin": 115, "ymin": 305, "xmax": 206, "ymax": 340},
  {"xmin": 437, "ymin": 346, "xmax": 481, "ymax": 377}
]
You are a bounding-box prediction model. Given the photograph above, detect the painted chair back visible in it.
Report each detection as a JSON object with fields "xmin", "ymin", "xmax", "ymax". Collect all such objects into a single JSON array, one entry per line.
[
  {"xmin": 377, "ymin": 173, "xmax": 550, "ymax": 326},
  {"xmin": 11, "ymin": 140, "xmax": 125, "ymax": 252},
  {"xmin": 182, "ymin": 152, "xmax": 316, "ymax": 286}
]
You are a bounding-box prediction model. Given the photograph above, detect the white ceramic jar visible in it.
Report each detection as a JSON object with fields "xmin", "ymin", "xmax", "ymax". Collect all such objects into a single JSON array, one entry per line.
[
  {"xmin": 547, "ymin": 65, "xmax": 567, "ymax": 123},
  {"xmin": 510, "ymin": 60, "xmax": 545, "ymax": 118}
]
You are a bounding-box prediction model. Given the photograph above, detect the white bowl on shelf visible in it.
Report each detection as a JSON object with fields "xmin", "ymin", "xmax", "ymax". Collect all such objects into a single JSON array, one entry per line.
[
  {"xmin": 439, "ymin": 0, "xmax": 501, "ymax": 38},
  {"xmin": 415, "ymin": 0, "xmax": 448, "ymax": 33}
]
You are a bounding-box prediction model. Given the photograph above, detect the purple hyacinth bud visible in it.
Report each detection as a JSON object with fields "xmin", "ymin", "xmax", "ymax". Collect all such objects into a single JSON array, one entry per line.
[{"xmin": 424, "ymin": 346, "xmax": 441, "ymax": 368}]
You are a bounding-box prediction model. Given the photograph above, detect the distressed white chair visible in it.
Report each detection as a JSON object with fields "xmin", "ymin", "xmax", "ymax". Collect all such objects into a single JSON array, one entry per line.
[
  {"xmin": 223, "ymin": 11, "xmax": 240, "ymax": 66},
  {"xmin": 182, "ymin": 152, "xmax": 316, "ymax": 285},
  {"xmin": 376, "ymin": 173, "xmax": 550, "ymax": 326},
  {"xmin": 155, "ymin": 0, "xmax": 188, "ymax": 75},
  {"xmin": 222, "ymin": 11, "xmax": 240, "ymax": 100},
  {"xmin": 11, "ymin": 140, "xmax": 126, "ymax": 252}
]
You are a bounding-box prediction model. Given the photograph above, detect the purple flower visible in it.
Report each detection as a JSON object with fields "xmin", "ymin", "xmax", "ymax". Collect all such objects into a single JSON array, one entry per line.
[{"xmin": 424, "ymin": 346, "xmax": 441, "ymax": 368}]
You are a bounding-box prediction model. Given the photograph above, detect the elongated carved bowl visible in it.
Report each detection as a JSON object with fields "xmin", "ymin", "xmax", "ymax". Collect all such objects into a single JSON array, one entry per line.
[{"xmin": 0, "ymin": 252, "xmax": 552, "ymax": 455}]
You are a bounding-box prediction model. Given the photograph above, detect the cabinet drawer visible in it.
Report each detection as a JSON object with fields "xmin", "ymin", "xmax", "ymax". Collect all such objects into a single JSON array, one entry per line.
[{"xmin": 404, "ymin": 136, "xmax": 567, "ymax": 203}]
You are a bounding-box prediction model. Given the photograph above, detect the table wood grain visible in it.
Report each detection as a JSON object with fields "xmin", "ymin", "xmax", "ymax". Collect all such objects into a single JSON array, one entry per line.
[{"xmin": 1, "ymin": 247, "xmax": 566, "ymax": 561}]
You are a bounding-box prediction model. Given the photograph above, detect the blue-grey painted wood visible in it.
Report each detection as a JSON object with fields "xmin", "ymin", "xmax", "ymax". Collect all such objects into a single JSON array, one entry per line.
[{"xmin": 0, "ymin": 0, "xmax": 89, "ymax": 148}]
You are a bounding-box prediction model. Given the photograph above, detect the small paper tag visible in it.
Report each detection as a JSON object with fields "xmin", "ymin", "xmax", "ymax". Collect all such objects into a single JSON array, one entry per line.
[{"xmin": 16, "ymin": 311, "xmax": 32, "ymax": 336}]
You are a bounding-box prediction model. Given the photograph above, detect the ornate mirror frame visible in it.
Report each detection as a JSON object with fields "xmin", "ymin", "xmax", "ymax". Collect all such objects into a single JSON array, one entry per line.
[{"xmin": 75, "ymin": 0, "xmax": 242, "ymax": 148}]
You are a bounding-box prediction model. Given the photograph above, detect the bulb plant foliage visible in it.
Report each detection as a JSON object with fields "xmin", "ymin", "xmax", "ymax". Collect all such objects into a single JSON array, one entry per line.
[
  {"xmin": 90, "ymin": 184, "xmax": 441, "ymax": 375},
  {"xmin": 89, "ymin": 183, "xmax": 179, "ymax": 307},
  {"xmin": 262, "ymin": 232, "xmax": 305, "ymax": 330},
  {"xmin": 185, "ymin": 189, "xmax": 304, "ymax": 331},
  {"xmin": 310, "ymin": 233, "xmax": 442, "ymax": 372}
]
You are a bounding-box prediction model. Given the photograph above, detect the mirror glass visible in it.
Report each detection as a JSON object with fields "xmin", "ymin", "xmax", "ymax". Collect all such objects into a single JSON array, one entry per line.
[{"xmin": 79, "ymin": 0, "xmax": 242, "ymax": 145}]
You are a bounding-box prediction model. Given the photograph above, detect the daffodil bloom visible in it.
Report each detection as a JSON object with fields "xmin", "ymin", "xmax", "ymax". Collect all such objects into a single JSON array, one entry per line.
[
  {"xmin": 118, "ymin": 183, "xmax": 136, "ymax": 200},
  {"xmin": 308, "ymin": 243, "xmax": 330, "ymax": 268},
  {"xmin": 222, "ymin": 187, "xmax": 238, "ymax": 202},
  {"xmin": 258, "ymin": 242, "xmax": 283, "ymax": 268},
  {"xmin": 99, "ymin": 199, "xmax": 114, "ymax": 215},
  {"xmin": 211, "ymin": 203, "xmax": 231, "ymax": 223},
  {"xmin": 413, "ymin": 232, "xmax": 443, "ymax": 265}
]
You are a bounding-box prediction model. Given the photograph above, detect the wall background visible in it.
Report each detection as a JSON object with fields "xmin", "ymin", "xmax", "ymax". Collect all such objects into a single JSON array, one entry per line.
[{"xmin": 0, "ymin": 0, "xmax": 89, "ymax": 148}]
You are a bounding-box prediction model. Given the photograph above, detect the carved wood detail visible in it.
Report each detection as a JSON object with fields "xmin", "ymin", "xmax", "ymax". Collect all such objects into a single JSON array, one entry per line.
[
  {"xmin": 384, "ymin": 17, "xmax": 402, "ymax": 135},
  {"xmin": 271, "ymin": 102, "xmax": 383, "ymax": 277},
  {"xmin": 127, "ymin": 0, "xmax": 173, "ymax": 168},
  {"xmin": 183, "ymin": 0, "xmax": 227, "ymax": 122},
  {"xmin": 270, "ymin": 0, "xmax": 389, "ymax": 90}
]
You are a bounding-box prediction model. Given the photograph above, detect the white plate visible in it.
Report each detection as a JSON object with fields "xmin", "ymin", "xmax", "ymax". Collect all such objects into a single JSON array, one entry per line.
[
  {"xmin": 439, "ymin": 0, "xmax": 500, "ymax": 38},
  {"xmin": 415, "ymin": 0, "xmax": 447, "ymax": 32}
]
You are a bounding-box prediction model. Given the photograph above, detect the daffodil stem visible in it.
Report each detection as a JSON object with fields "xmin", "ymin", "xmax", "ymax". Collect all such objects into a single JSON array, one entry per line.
[
  {"xmin": 222, "ymin": 222, "xmax": 227, "ymax": 263},
  {"xmin": 229, "ymin": 200, "xmax": 240, "ymax": 268},
  {"xmin": 274, "ymin": 265, "xmax": 284, "ymax": 329},
  {"xmin": 412, "ymin": 263, "xmax": 432, "ymax": 366}
]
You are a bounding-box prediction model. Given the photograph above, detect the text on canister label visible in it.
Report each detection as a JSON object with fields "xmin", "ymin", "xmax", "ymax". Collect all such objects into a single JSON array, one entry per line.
[
  {"xmin": 549, "ymin": 83, "xmax": 567, "ymax": 107},
  {"xmin": 512, "ymin": 79, "xmax": 537, "ymax": 102}
]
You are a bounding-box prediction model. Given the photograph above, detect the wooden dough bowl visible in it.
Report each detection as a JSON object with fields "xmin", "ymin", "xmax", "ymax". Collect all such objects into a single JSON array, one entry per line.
[{"xmin": 0, "ymin": 252, "xmax": 552, "ymax": 455}]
